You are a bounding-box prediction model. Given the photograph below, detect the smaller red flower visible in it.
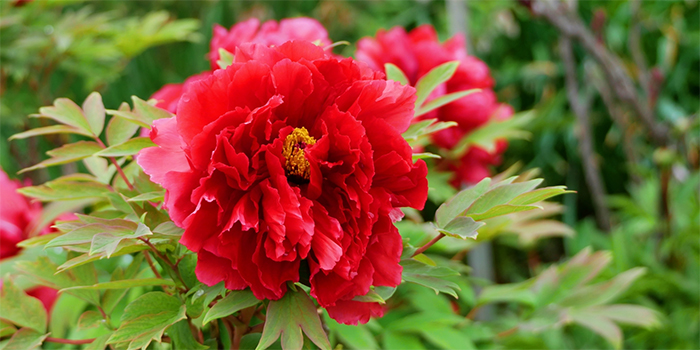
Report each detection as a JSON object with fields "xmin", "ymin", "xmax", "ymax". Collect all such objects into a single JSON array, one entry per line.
[{"xmin": 357, "ymin": 25, "xmax": 512, "ymax": 187}]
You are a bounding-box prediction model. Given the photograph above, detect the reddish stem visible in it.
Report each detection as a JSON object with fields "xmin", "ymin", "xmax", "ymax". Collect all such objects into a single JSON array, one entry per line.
[
  {"xmin": 95, "ymin": 138, "xmax": 135, "ymax": 191},
  {"xmin": 45, "ymin": 337, "xmax": 95, "ymax": 345},
  {"xmin": 412, "ymin": 233, "xmax": 445, "ymax": 257}
]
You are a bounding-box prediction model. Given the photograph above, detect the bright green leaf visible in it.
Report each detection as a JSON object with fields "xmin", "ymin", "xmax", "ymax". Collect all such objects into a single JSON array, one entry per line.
[
  {"xmin": 384, "ymin": 63, "xmax": 409, "ymax": 86},
  {"xmin": 435, "ymin": 178, "xmax": 491, "ymax": 227},
  {"xmin": 415, "ymin": 89, "xmax": 479, "ymax": 117},
  {"xmin": 217, "ymin": 48, "xmax": 234, "ymax": 69},
  {"xmin": 439, "ymin": 217, "xmax": 484, "ymax": 240},
  {"xmin": 83, "ymin": 92, "xmax": 106, "ymax": 137},
  {"xmin": 414, "ymin": 61, "xmax": 460, "ymax": 109},
  {"xmin": 9, "ymin": 125, "xmax": 92, "ymax": 140},
  {"xmin": 61, "ymin": 278, "xmax": 174, "ymax": 292},
  {"xmin": 95, "ymin": 137, "xmax": 155, "ymax": 157},
  {"xmin": 78, "ymin": 310, "xmax": 105, "ymax": 330},
  {"xmin": 18, "ymin": 141, "xmax": 103, "ymax": 174},
  {"xmin": 106, "ymin": 115, "xmax": 141, "ymax": 146},
  {"xmin": 0, "ymin": 328, "xmax": 48, "ymax": 350},
  {"xmin": 35, "ymin": 98, "xmax": 92, "ymax": 135}
]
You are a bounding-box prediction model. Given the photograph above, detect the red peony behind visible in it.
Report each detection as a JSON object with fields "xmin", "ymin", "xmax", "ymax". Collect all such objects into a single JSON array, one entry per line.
[
  {"xmin": 356, "ymin": 25, "xmax": 513, "ymax": 188},
  {"xmin": 151, "ymin": 17, "xmax": 331, "ymax": 114},
  {"xmin": 0, "ymin": 169, "xmax": 73, "ymax": 313},
  {"xmin": 138, "ymin": 41, "xmax": 428, "ymax": 325}
]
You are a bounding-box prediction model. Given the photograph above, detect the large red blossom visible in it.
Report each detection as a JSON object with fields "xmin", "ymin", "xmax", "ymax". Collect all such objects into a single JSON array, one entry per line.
[
  {"xmin": 138, "ymin": 41, "xmax": 428, "ymax": 325},
  {"xmin": 151, "ymin": 17, "xmax": 331, "ymax": 114},
  {"xmin": 356, "ymin": 25, "xmax": 513, "ymax": 187},
  {"xmin": 0, "ymin": 169, "xmax": 72, "ymax": 312}
]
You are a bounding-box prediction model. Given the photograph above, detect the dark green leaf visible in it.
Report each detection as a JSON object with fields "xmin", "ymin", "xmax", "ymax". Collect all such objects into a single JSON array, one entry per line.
[
  {"xmin": 325, "ymin": 315, "xmax": 377, "ymax": 350},
  {"xmin": 168, "ymin": 320, "xmax": 208, "ymax": 350},
  {"xmin": 107, "ymin": 292, "xmax": 187, "ymax": 350}
]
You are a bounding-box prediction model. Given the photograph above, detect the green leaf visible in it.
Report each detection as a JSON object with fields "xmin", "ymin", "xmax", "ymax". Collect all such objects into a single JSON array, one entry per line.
[
  {"xmin": 203, "ymin": 290, "xmax": 261, "ymax": 326},
  {"xmin": 34, "ymin": 98, "xmax": 92, "ymax": 136},
  {"xmin": 467, "ymin": 204, "xmax": 542, "ymax": 222},
  {"xmin": 569, "ymin": 310, "xmax": 622, "ymax": 350},
  {"xmin": 57, "ymin": 244, "xmax": 149, "ymax": 273},
  {"xmin": 107, "ymin": 292, "xmax": 187, "ymax": 350},
  {"xmin": 414, "ymin": 61, "xmax": 459, "ymax": 109},
  {"xmin": 412, "ymin": 152, "xmax": 441, "ymax": 162},
  {"xmin": 9, "ymin": 125, "xmax": 92, "ymax": 140},
  {"xmin": 168, "ymin": 320, "xmax": 208, "ymax": 350},
  {"xmin": 450, "ymin": 110, "xmax": 535, "ymax": 156},
  {"xmin": 15, "ymin": 256, "xmax": 100, "ymax": 305},
  {"xmin": 421, "ymin": 327, "xmax": 476, "ymax": 350},
  {"xmin": 89, "ymin": 222, "xmax": 152, "ymax": 258},
  {"xmin": 386, "ymin": 312, "xmax": 465, "ymax": 332},
  {"xmin": 0, "ymin": 328, "xmax": 48, "ymax": 350},
  {"xmin": 438, "ymin": 217, "xmax": 484, "ymax": 240},
  {"xmin": 351, "ymin": 286, "xmax": 396, "ymax": 304},
  {"xmin": 509, "ymin": 186, "xmax": 575, "ymax": 205},
  {"xmin": 400, "ymin": 259, "xmax": 460, "ymax": 298},
  {"xmin": 415, "ymin": 89, "xmax": 479, "ymax": 117},
  {"xmin": 587, "ymin": 304, "xmax": 661, "ymax": 328},
  {"xmin": 16, "ymin": 233, "xmax": 60, "ymax": 248},
  {"xmin": 106, "ymin": 114, "xmax": 141, "ymax": 146},
  {"xmin": 17, "ymin": 180, "xmax": 110, "ymax": 202},
  {"xmin": 325, "ymin": 316, "xmax": 378, "ymax": 350},
  {"xmin": 102, "ymin": 255, "xmax": 145, "ymax": 314},
  {"xmin": 78, "ymin": 310, "xmax": 105, "ymax": 330},
  {"xmin": 435, "ymin": 178, "xmax": 491, "ymax": 227},
  {"xmin": 0, "ymin": 320, "xmax": 16, "ymax": 338},
  {"xmin": 83, "ymin": 92, "xmax": 106, "ymax": 137},
  {"xmin": 0, "ymin": 279, "xmax": 47, "ymax": 333},
  {"xmin": 402, "ymin": 118, "xmax": 457, "ymax": 146},
  {"xmin": 61, "ymin": 278, "xmax": 175, "ymax": 292},
  {"xmin": 384, "ymin": 63, "xmax": 409, "ymax": 86},
  {"xmin": 95, "ymin": 137, "xmax": 155, "ymax": 157},
  {"xmin": 476, "ymin": 281, "xmax": 536, "ymax": 307},
  {"xmin": 559, "ymin": 268, "xmax": 646, "ymax": 308},
  {"xmin": 46, "ymin": 220, "xmax": 138, "ymax": 249},
  {"xmin": 465, "ymin": 179, "xmax": 542, "ymax": 215},
  {"xmin": 18, "ymin": 141, "xmax": 103, "ymax": 174},
  {"xmin": 217, "ymin": 48, "xmax": 235, "ymax": 69},
  {"xmin": 257, "ymin": 287, "xmax": 331, "ymax": 350},
  {"xmin": 84, "ymin": 334, "xmax": 111, "ymax": 350},
  {"xmin": 106, "ymin": 110, "xmax": 150, "ymax": 128},
  {"xmin": 383, "ymin": 331, "xmax": 425, "ymax": 350},
  {"xmin": 132, "ymin": 96, "xmax": 173, "ymax": 125},
  {"xmin": 128, "ymin": 191, "xmax": 164, "ymax": 202}
]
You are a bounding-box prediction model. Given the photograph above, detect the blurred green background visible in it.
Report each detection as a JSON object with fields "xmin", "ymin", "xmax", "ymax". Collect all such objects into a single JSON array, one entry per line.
[{"xmin": 1, "ymin": 0, "xmax": 698, "ymax": 349}]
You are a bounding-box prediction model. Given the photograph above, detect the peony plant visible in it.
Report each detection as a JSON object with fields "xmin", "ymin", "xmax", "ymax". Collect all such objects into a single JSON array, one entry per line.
[{"xmin": 0, "ymin": 17, "xmax": 611, "ymax": 350}]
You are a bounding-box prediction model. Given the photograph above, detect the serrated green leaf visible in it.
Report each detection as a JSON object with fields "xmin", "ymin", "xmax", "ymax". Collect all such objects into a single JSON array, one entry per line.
[
  {"xmin": 439, "ymin": 216, "xmax": 483, "ymax": 239},
  {"xmin": 0, "ymin": 279, "xmax": 47, "ymax": 333},
  {"xmin": 83, "ymin": 92, "xmax": 106, "ymax": 137},
  {"xmin": 89, "ymin": 222, "xmax": 150, "ymax": 258},
  {"xmin": 415, "ymin": 89, "xmax": 479, "ymax": 117},
  {"xmin": 257, "ymin": 287, "xmax": 330, "ymax": 350},
  {"xmin": 435, "ymin": 178, "xmax": 491, "ymax": 227},
  {"xmin": 384, "ymin": 63, "xmax": 409, "ymax": 86},
  {"xmin": 168, "ymin": 320, "xmax": 208, "ymax": 350},
  {"xmin": 400, "ymin": 259, "xmax": 460, "ymax": 297},
  {"xmin": 17, "ymin": 180, "xmax": 110, "ymax": 202},
  {"xmin": 61, "ymin": 278, "xmax": 175, "ymax": 291},
  {"xmin": 414, "ymin": 61, "xmax": 460, "ymax": 109},
  {"xmin": 95, "ymin": 137, "xmax": 155, "ymax": 157},
  {"xmin": 46, "ymin": 220, "xmax": 138, "ymax": 249},
  {"xmin": 107, "ymin": 292, "xmax": 187, "ymax": 350},
  {"xmin": 35, "ymin": 98, "xmax": 92, "ymax": 136},
  {"xmin": 0, "ymin": 328, "xmax": 48, "ymax": 350},
  {"xmin": 106, "ymin": 115, "xmax": 141, "ymax": 146},
  {"xmin": 18, "ymin": 141, "xmax": 103, "ymax": 174},
  {"xmin": 9, "ymin": 125, "xmax": 92, "ymax": 140},
  {"xmin": 203, "ymin": 290, "xmax": 261, "ymax": 325},
  {"xmin": 78, "ymin": 310, "xmax": 105, "ymax": 330}
]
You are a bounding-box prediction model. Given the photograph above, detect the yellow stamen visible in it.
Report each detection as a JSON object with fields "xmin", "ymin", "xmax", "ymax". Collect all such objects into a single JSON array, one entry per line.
[{"xmin": 282, "ymin": 127, "xmax": 316, "ymax": 181}]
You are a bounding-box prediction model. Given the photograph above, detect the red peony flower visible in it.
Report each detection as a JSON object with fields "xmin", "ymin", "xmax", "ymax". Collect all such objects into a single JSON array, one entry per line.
[
  {"xmin": 356, "ymin": 25, "xmax": 513, "ymax": 187},
  {"xmin": 138, "ymin": 41, "xmax": 428, "ymax": 325},
  {"xmin": 0, "ymin": 169, "xmax": 75, "ymax": 312},
  {"xmin": 151, "ymin": 18, "xmax": 332, "ymax": 114}
]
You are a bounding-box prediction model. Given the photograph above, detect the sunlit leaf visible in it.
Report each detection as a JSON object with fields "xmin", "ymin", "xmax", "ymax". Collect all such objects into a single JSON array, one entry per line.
[
  {"xmin": 0, "ymin": 279, "xmax": 47, "ymax": 333},
  {"xmin": 202, "ymin": 290, "xmax": 261, "ymax": 326},
  {"xmin": 18, "ymin": 141, "xmax": 103, "ymax": 174}
]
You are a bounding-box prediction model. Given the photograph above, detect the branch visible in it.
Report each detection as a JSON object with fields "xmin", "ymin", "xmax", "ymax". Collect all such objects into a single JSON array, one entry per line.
[
  {"xmin": 412, "ymin": 233, "xmax": 445, "ymax": 257},
  {"xmin": 45, "ymin": 337, "xmax": 95, "ymax": 345},
  {"xmin": 559, "ymin": 35, "xmax": 612, "ymax": 232},
  {"xmin": 532, "ymin": 0, "xmax": 670, "ymax": 146}
]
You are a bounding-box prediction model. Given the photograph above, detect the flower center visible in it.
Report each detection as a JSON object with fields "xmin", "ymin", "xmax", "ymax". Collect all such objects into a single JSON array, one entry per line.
[{"xmin": 282, "ymin": 127, "xmax": 316, "ymax": 182}]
